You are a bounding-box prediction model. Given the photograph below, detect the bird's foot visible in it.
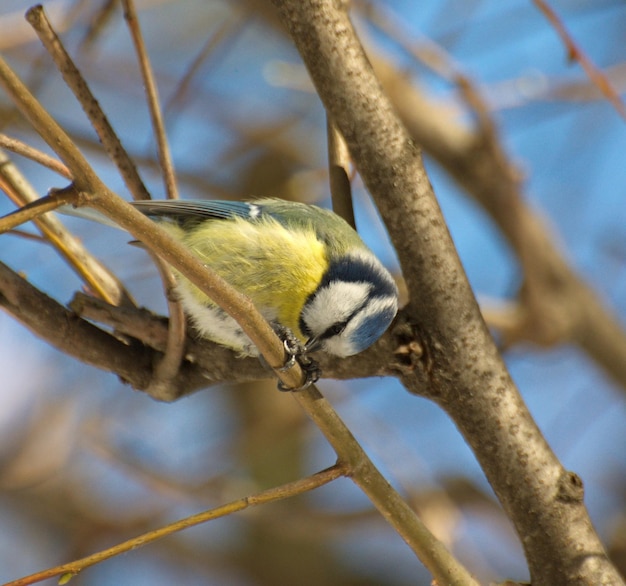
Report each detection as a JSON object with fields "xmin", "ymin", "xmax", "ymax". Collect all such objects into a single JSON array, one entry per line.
[{"xmin": 272, "ymin": 325, "xmax": 321, "ymax": 392}]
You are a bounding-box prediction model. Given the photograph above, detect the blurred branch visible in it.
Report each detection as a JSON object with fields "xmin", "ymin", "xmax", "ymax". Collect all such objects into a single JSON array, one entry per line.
[
  {"xmin": 0, "ymin": 260, "xmax": 154, "ymax": 389},
  {"xmin": 77, "ymin": 0, "xmax": 119, "ymax": 53},
  {"xmin": 0, "ymin": 155, "xmax": 133, "ymax": 306},
  {"xmin": 25, "ymin": 4, "xmax": 152, "ymax": 201},
  {"xmin": 122, "ymin": 0, "xmax": 178, "ymax": 199},
  {"xmin": 371, "ymin": 52, "xmax": 626, "ymax": 394},
  {"xmin": 0, "ymin": 133, "xmax": 71, "ymax": 178},
  {"xmin": 270, "ymin": 1, "xmax": 624, "ymax": 585},
  {"xmin": 142, "ymin": 250, "xmax": 187, "ymax": 401},
  {"xmin": 164, "ymin": 9, "xmax": 246, "ymax": 118},
  {"xmin": 532, "ymin": 0, "xmax": 626, "ymax": 121},
  {"xmin": 326, "ymin": 116, "xmax": 355, "ymax": 228},
  {"xmin": 5, "ymin": 463, "xmax": 346, "ymax": 586}
]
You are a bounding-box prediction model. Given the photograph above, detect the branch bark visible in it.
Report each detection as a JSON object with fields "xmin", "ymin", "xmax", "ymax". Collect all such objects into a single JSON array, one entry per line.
[
  {"xmin": 0, "ymin": 264, "xmax": 413, "ymax": 395},
  {"xmin": 0, "ymin": 261, "xmax": 153, "ymax": 389},
  {"xmin": 372, "ymin": 54, "xmax": 626, "ymax": 395},
  {"xmin": 268, "ymin": 1, "xmax": 624, "ymax": 584}
]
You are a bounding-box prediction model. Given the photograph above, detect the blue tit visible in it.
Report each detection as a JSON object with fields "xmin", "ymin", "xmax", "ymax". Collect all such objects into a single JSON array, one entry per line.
[{"xmin": 128, "ymin": 198, "xmax": 398, "ymax": 358}]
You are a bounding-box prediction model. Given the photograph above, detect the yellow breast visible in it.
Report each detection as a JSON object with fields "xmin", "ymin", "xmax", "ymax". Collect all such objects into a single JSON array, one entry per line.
[{"xmin": 161, "ymin": 216, "xmax": 328, "ymax": 339}]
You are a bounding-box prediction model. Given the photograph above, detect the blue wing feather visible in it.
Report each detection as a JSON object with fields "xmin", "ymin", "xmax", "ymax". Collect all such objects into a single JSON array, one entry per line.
[
  {"xmin": 131, "ymin": 199, "xmax": 262, "ymax": 221},
  {"xmin": 130, "ymin": 198, "xmax": 366, "ymax": 253}
]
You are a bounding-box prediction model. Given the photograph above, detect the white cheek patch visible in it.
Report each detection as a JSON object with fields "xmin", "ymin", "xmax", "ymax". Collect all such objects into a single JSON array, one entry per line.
[
  {"xmin": 302, "ymin": 281, "xmax": 371, "ymax": 334},
  {"xmin": 322, "ymin": 295, "xmax": 398, "ymax": 357},
  {"xmin": 321, "ymin": 333, "xmax": 358, "ymax": 357}
]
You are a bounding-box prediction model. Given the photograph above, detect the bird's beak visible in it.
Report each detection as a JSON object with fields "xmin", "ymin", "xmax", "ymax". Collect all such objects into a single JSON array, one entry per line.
[{"xmin": 304, "ymin": 335, "xmax": 322, "ymax": 353}]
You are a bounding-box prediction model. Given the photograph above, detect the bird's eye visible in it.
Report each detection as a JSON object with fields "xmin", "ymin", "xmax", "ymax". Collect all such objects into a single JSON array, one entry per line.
[{"xmin": 325, "ymin": 322, "xmax": 347, "ymax": 338}]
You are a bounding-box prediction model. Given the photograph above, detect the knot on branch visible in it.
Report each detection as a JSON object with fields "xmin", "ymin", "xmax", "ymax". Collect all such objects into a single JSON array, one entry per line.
[
  {"xmin": 556, "ymin": 470, "xmax": 584, "ymax": 504},
  {"xmin": 389, "ymin": 315, "xmax": 429, "ymax": 377}
]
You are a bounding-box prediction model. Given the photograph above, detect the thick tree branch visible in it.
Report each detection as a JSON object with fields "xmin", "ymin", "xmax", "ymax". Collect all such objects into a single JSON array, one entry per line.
[
  {"xmin": 0, "ymin": 261, "xmax": 153, "ymax": 389},
  {"xmin": 0, "ymin": 262, "xmax": 406, "ymax": 396},
  {"xmin": 372, "ymin": 55, "xmax": 626, "ymax": 395},
  {"xmin": 0, "ymin": 259, "xmax": 281, "ymax": 394},
  {"xmin": 269, "ymin": 1, "xmax": 623, "ymax": 585}
]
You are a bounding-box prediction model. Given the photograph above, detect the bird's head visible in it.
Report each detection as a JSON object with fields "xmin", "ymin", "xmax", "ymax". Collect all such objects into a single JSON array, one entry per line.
[{"xmin": 300, "ymin": 251, "xmax": 398, "ymax": 357}]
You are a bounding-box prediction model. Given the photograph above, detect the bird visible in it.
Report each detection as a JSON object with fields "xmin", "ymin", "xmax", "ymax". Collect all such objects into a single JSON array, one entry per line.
[{"xmin": 126, "ymin": 198, "xmax": 398, "ymax": 363}]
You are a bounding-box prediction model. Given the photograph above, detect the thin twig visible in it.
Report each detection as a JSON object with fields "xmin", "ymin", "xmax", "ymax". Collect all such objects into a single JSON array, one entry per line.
[
  {"xmin": 25, "ymin": 5, "xmax": 151, "ymax": 201},
  {"xmin": 363, "ymin": 2, "xmax": 461, "ymax": 82},
  {"xmin": 326, "ymin": 116, "xmax": 355, "ymax": 229},
  {"xmin": 533, "ymin": 0, "xmax": 626, "ymax": 121},
  {"xmin": 164, "ymin": 12, "xmax": 244, "ymax": 118},
  {"xmin": 0, "ymin": 132, "xmax": 71, "ymax": 178},
  {"xmin": 0, "ymin": 155, "xmax": 132, "ymax": 306},
  {"xmin": 4, "ymin": 464, "xmax": 346, "ymax": 586},
  {"xmin": 122, "ymin": 0, "xmax": 179, "ymax": 200},
  {"xmin": 116, "ymin": 0, "xmax": 190, "ymax": 381},
  {"xmin": 292, "ymin": 384, "xmax": 478, "ymax": 586},
  {"xmin": 0, "ymin": 228, "xmax": 46, "ymax": 243},
  {"xmin": 143, "ymin": 250, "xmax": 187, "ymax": 401},
  {"xmin": 77, "ymin": 0, "xmax": 119, "ymax": 53},
  {"xmin": 0, "ymin": 190, "xmax": 76, "ymax": 233}
]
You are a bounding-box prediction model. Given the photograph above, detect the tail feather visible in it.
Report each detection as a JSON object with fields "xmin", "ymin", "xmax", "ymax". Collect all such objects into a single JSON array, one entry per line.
[{"xmin": 56, "ymin": 205, "xmax": 123, "ymax": 229}]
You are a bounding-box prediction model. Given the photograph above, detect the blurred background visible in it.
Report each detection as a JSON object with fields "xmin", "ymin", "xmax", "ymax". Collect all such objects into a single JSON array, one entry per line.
[{"xmin": 0, "ymin": 0, "xmax": 625, "ymax": 584}]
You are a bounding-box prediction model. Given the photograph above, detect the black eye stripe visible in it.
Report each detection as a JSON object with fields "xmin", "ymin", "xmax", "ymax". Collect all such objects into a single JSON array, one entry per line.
[
  {"xmin": 319, "ymin": 321, "xmax": 347, "ymax": 340},
  {"xmin": 300, "ymin": 297, "xmax": 361, "ymax": 341},
  {"xmin": 299, "ymin": 255, "xmax": 398, "ymax": 340},
  {"xmin": 315, "ymin": 293, "xmax": 372, "ymax": 341}
]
